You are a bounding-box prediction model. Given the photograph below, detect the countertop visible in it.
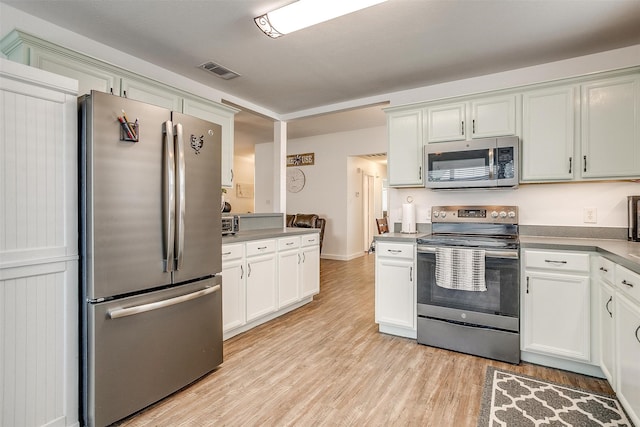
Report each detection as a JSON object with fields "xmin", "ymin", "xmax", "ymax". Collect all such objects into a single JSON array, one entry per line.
[
  {"xmin": 222, "ymin": 227, "xmax": 319, "ymax": 244},
  {"xmin": 374, "ymin": 233, "xmax": 640, "ymax": 274}
]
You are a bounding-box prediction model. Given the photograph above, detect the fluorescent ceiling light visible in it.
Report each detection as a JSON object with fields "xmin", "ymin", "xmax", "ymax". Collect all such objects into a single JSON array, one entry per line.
[{"xmin": 255, "ymin": 0, "xmax": 387, "ymax": 38}]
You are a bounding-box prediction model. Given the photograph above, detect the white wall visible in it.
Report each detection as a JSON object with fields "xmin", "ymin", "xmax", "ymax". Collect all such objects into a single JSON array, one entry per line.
[
  {"xmin": 389, "ymin": 181, "xmax": 640, "ymax": 230},
  {"xmin": 226, "ymin": 155, "xmax": 255, "ymax": 214},
  {"xmin": 254, "ymin": 142, "xmax": 274, "ymax": 213},
  {"xmin": 255, "ymin": 127, "xmax": 387, "ymax": 260}
]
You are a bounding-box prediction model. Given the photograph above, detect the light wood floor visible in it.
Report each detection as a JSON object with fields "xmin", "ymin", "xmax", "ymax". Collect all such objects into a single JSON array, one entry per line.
[{"xmin": 116, "ymin": 254, "xmax": 612, "ymax": 426}]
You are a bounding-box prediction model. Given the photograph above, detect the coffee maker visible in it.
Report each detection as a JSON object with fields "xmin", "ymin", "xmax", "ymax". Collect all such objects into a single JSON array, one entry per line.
[{"xmin": 629, "ymin": 196, "xmax": 640, "ymax": 242}]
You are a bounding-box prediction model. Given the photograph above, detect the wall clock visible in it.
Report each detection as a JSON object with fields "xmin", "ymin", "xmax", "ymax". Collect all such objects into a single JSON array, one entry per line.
[{"xmin": 286, "ymin": 167, "xmax": 306, "ymax": 193}]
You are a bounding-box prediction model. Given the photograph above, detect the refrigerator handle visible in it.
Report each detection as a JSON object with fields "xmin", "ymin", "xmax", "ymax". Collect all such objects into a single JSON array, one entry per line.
[
  {"xmin": 174, "ymin": 123, "xmax": 186, "ymax": 270},
  {"xmin": 108, "ymin": 285, "xmax": 221, "ymax": 319},
  {"xmin": 162, "ymin": 121, "xmax": 176, "ymax": 272}
]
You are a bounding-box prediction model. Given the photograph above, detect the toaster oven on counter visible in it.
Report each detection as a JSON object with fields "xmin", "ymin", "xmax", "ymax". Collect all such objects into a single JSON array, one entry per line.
[{"xmin": 222, "ymin": 215, "xmax": 238, "ymax": 235}]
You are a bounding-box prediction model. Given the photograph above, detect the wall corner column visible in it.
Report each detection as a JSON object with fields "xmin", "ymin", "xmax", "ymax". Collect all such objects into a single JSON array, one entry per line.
[{"xmin": 273, "ymin": 121, "xmax": 287, "ymax": 214}]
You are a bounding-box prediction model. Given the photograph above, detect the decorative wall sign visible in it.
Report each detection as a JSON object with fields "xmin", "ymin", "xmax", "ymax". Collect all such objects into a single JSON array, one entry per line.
[{"xmin": 287, "ymin": 152, "xmax": 315, "ymax": 167}]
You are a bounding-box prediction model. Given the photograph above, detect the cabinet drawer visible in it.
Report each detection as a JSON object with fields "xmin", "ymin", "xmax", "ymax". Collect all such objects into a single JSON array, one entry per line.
[
  {"xmin": 616, "ymin": 264, "xmax": 640, "ymax": 303},
  {"xmin": 524, "ymin": 250, "xmax": 590, "ymax": 272},
  {"xmin": 222, "ymin": 243, "xmax": 244, "ymax": 261},
  {"xmin": 278, "ymin": 236, "xmax": 300, "ymax": 251},
  {"xmin": 594, "ymin": 256, "xmax": 615, "ymax": 284},
  {"xmin": 246, "ymin": 239, "xmax": 276, "ymax": 256},
  {"xmin": 301, "ymin": 233, "xmax": 320, "ymax": 247},
  {"xmin": 376, "ymin": 242, "xmax": 414, "ymax": 260}
]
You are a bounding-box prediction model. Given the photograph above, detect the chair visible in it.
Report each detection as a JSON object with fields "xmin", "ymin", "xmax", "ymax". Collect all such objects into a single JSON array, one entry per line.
[{"xmin": 376, "ymin": 217, "xmax": 389, "ymax": 234}]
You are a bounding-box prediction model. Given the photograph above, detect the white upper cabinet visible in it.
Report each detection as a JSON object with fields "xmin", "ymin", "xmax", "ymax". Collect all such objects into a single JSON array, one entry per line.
[
  {"xmin": 121, "ymin": 77, "xmax": 183, "ymax": 111},
  {"xmin": 470, "ymin": 95, "xmax": 517, "ymax": 139},
  {"xmin": 425, "ymin": 95, "xmax": 517, "ymax": 143},
  {"xmin": 386, "ymin": 108, "xmax": 424, "ymax": 187},
  {"xmin": 581, "ymin": 75, "xmax": 640, "ymax": 179},
  {"xmin": 521, "ymin": 86, "xmax": 576, "ymax": 181},
  {"xmin": 425, "ymin": 102, "xmax": 466, "ymax": 142}
]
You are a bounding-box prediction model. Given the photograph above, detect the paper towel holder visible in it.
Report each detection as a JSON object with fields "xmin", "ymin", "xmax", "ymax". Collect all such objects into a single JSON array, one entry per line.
[{"xmin": 401, "ymin": 196, "xmax": 418, "ymax": 234}]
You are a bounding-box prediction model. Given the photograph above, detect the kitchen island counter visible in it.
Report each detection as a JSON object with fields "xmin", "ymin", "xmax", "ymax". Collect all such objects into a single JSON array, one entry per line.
[{"xmin": 222, "ymin": 227, "xmax": 319, "ymax": 244}]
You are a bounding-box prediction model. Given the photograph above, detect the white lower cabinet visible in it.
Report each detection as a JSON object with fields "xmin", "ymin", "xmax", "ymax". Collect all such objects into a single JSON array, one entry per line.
[
  {"xmin": 245, "ymin": 240, "xmax": 277, "ymax": 322},
  {"xmin": 522, "ymin": 250, "xmax": 591, "ymax": 363},
  {"xmin": 598, "ymin": 279, "xmax": 616, "ymax": 388},
  {"xmin": 221, "ymin": 243, "xmax": 246, "ymax": 331},
  {"xmin": 375, "ymin": 241, "xmax": 416, "ymax": 338},
  {"xmin": 616, "ymin": 293, "xmax": 640, "ymax": 426},
  {"xmin": 300, "ymin": 235, "xmax": 321, "ymax": 298},
  {"xmin": 278, "ymin": 237, "xmax": 301, "ymax": 308},
  {"xmin": 222, "ymin": 232, "xmax": 320, "ymax": 339}
]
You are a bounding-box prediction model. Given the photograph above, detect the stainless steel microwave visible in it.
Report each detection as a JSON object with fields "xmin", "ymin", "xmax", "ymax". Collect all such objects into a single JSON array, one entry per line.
[{"xmin": 425, "ymin": 136, "xmax": 519, "ymax": 189}]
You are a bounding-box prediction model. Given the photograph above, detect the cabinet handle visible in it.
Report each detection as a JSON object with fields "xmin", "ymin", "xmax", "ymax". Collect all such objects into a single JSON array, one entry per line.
[
  {"xmin": 419, "ymin": 166, "xmax": 422, "ymax": 180},
  {"xmin": 636, "ymin": 325, "xmax": 640, "ymax": 344},
  {"xmin": 247, "ymin": 263, "xmax": 252, "ymax": 277},
  {"xmin": 526, "ymin": 276, "xmax": 529, "ymax": 294},
  {"xmin": 472, "ymin": 119, "xmax": 476, "ymax": 134},
  {"xmin": 583, "ymin": 155, "xmax": 587, "ymax": 172},
  {"xmin": 303, "ymin": 252, "xmax": 306, "ymax": 263},
  {"xmin": 387, "ymin": 249, "xmax": 402, "ymax": 254},
  {"xmin": 461, "ymin": 121, "xmax": 464, "ymax": 136},
  {"xmin": 544, "ymin": 259, "xmax": 568, "ymax": 264},
  {"xmin": 568, "ymin": 157, "xmax": 572, "ymax": 174},
  {"xmin": 222, "ymin": 251, "xmax": 231, "ymax": 256},
  {"xmin": 258, "ymin": 246, "xmax": 268, "ymax": 250},
  {"xmin": 410, "ymin": 266, "xmax": 413, "ymax": 282},
  {"xmin": 622, "ymin": 279, "xmax": 634, "ymax": 288},
  {"xmin": 240, "ymin": 264, "xmax": 244, "ymax": 279},
  {"xmin": 123, "ymin": 90, "xmax": 127, "ymax": 98},
  {"xmin": 298, "ymin": 253, "xmax": 301, "ymax": 264},
  {"xmin": 606, "ymin": 296, "xmax": 613, "ymax": 318},
  {"xmin": 230, "ymin": 169, "xmax": 234, "ymax": 183},
  {"xmin": 599, "ymin": 266, "xmax": 608, "ymax": 273},
  {"xmin": 286, "ymin": 242, "xmax": 294, "ymax": 246}
]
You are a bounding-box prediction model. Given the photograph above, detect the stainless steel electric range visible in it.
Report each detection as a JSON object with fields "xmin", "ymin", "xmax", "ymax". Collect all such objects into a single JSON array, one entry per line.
[{"xmin": 416, "ymin": 205, "xmax": 520, "ymax": 364}]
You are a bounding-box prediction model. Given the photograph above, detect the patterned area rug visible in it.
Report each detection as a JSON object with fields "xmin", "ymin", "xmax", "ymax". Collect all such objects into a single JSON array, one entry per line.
[{"xmin": 478, "ymin": 367, "xmax": 634, "ymax": 426}]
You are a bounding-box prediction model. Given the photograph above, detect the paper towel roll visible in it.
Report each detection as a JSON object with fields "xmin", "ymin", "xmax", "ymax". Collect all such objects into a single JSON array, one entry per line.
[{"xmin": 402, "ymin": 203, "xmax": 416, "ymax": 233}]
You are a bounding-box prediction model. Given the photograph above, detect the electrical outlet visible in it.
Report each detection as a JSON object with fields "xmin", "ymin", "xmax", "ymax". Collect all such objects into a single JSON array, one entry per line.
[{"xmin": 583, "ymin": 207, "xmax": 597, "ymax": 223}]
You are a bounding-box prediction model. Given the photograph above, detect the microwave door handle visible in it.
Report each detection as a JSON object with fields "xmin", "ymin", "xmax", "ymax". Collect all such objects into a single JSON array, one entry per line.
[
  {"xmin": 162, "ymin": 121, "xmax": 175, "ymax": 272},
  {"xmin": 174, "ymin": 123, "xmax": 186, "ymax": 271},
  {"xmin": 488, "ymin": 148, "xmax": 495, "ymax": 179}
]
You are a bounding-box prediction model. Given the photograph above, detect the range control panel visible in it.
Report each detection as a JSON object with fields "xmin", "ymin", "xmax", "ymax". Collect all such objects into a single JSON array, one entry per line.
[{"xmin": 431, "ymin": 205, "xmax": 518, "ymax": 224}]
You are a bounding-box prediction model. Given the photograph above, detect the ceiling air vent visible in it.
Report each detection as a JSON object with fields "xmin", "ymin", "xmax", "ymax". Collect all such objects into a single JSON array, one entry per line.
[{"xmin": 199, "ymin": 61, "xmax": 240, "ymax": 80}]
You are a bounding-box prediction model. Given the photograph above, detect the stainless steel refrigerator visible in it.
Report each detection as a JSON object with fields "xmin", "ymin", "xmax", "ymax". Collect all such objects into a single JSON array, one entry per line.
[{"xmin": 79, "ymin": 91, "xmax": 223, "ymax": 427}]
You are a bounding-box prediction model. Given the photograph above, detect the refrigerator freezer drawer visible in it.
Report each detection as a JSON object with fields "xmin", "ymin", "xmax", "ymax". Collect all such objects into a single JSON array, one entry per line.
[{"xmin": 85, "ymin": 277, "xmax": 222, "ymax": 427}]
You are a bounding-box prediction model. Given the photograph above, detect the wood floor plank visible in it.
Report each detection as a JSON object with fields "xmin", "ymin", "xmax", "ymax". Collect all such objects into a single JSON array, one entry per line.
[{"xmin": 115, "ymin": 254, "xmax": 612, "ymax": 426}]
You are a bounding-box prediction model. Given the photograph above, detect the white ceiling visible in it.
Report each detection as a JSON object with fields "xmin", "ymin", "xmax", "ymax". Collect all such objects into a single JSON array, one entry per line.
[{"xmin": 3, "ymin": 0, "xmax": 640, "ymax": 154}]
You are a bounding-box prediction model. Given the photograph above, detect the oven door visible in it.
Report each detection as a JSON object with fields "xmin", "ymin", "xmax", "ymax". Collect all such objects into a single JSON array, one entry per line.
[{"xmin": 417, "ymin": 247, "xmax": 519, "ymax": 331}]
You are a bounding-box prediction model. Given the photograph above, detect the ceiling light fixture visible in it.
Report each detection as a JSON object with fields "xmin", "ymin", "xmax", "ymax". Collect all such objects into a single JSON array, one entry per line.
[{"xmin": 254, "ymin": 0, "xmax": 387, "ymax": 38}]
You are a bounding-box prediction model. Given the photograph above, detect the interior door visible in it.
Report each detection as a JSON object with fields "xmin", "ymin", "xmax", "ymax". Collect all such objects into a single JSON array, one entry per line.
[
  {"xmin": 171, "ymin": 112, "xmax": 222, "ymax": 283},
  {"xmin": 84, "ymin": 91, "xmax": 172, "ymax": 300}
]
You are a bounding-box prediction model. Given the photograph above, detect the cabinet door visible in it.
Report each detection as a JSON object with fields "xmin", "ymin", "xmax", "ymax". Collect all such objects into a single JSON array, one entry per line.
[
  {"xmin": 375, "ymin": 258, "xmax": 415, "ymax": 329},
  {"xmin": 300, "ymin": 244, "xmax": 320, "ymax": 298},
  {"xmin": 387, "ymin": 109, "xmax": 424, "ymax": 186},
  {"xmin": 222, "ymin": 258, "xmax": 246, "ymax": 332},
  {"xmin": 598, "ymin": 280, "xmax": 616, "ymax": 388},
  {"xmin": 615, "ymin": 294, "xmax": 640, "ymax": 425},
  {"xmin": 120, "ymin": 77, "xmax": 183, "ymax": 111},
  {"xmin": 32, "ymin": 48, "xmax": 121, "ymax": 96},
  {"xmin": 470, "ymin": 95, "xmax": 517, "ymax": 138},
  {"xmin": 522, "ymin": 271, "xmax": 591, "ymax": 361},
  {"xmin": 278, "ymin": 249, "xmax": 300, "ymax": 308},
  {"xmin": 245, "ymin": 253, "xmax": 277, "ymax": 321},
  {"xmin": 581, "ymin": 75, "xmax": 640, "ymax": 179},
  {"xmin": 183, "ymin": 97, "xmax": 239, "ymax": 188},
  {"xmin": 521, "ymin": 86, "xmax": 576, "ymax": 181},
  {"xmin": 426, "ymin": 102, "xmax": 466, "ymax": 142}
]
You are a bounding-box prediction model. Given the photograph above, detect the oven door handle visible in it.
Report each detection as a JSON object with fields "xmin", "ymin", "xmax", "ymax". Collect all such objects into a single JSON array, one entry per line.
[{"xmin": 417, "ymin": 246, "xmax": 519, "ymax": 259}]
